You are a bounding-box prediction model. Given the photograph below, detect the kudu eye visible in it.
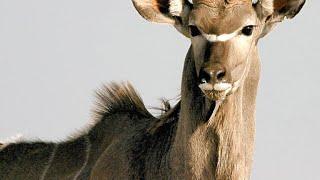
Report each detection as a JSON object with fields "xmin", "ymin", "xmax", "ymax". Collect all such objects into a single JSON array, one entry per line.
[
  {"xmin": 189, "ymin": 25, "xmax": 201, "ymax": 37},
  {"xmin": 241, "ymin": 25, "xmax": 254, "ymax": 36}
]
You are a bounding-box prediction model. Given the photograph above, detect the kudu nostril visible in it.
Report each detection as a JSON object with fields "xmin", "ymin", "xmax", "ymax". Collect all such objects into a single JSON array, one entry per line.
[
  {"xmin": 199, "ymin": 66, "xmax": 227, "ymax": 84},
  {"xmin": 216, "ymin": 70, "xmax": 226, "ymax": 81},
  {"xmin": 199, "ymin": 69, "xmax": 211, "ymax": 83}
]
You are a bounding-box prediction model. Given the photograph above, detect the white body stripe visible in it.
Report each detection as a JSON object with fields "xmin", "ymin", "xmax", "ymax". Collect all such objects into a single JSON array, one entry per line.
[
  {"xmin": 40, "ymin": 144, "xmax": 58, "ymax": 180},
  {"xmin": 73, "ymin": 136, "xmax": 91, "ymax": 180}
]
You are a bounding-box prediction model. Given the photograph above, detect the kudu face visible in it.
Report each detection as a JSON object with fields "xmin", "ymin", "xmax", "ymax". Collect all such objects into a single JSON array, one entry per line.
[
  {"xmin": 190, "ymin": 1, "xmax": 258, "ymax": 100},
  {"xmin": 132, "ymin": 0, "xmax": 305, "ymax": 100}
]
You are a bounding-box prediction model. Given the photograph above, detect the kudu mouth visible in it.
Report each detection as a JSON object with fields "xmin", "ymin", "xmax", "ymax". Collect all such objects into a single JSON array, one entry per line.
[
  {"xmin": 198, "ymin": 39, "xmax": 255, "ymax": 101},
  {"xmin": 197, "ymin": 63, "xmax": 234, "ymax": 100},
  {"xmin": 199, "ymin": 81, "xmax": 233, "ymax": 101},
  {"xmin": 198, "ymin": 63, "xmax": 247, "ymax": 101}
]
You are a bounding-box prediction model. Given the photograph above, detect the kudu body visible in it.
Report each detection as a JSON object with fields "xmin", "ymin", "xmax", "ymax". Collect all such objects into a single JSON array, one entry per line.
[{"xmin": 0, "ymin": 0, "xmax": 305, "ymax": 179}]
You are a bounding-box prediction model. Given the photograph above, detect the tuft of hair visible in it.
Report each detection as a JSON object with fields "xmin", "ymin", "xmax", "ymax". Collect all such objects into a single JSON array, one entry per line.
[
  {"xmin": 151, "ymin": 96, "xmax": 181, "ymax": 115},
  {"xmin": 92, "ymin": 82, "xmax": 153, "ymax": 122},
  {"xmin": 150, "ymin": 98, "xmax": 172, "ymax": 115}
]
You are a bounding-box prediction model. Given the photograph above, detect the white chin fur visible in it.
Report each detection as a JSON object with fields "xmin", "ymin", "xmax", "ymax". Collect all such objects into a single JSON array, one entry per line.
[
  {"xmin": 199, "ymin": 83, "xmax": 214, "ymax": 91},
  {"xmin": 213, "ymin": 83, "xmax": 232, "ymax": 91},
  {"xmin": 199, "ymin": 82, "xmax": 232, "ymax": 92}
]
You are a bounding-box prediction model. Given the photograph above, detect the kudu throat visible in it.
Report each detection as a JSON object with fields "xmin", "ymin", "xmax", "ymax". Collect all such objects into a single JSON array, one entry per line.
[{"xmin": 172, "ymin": 47, "xmax": 258, "ymax": 179}]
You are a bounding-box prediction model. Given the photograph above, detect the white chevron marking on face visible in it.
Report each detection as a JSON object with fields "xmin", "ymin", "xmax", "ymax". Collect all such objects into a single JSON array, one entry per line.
[{"xmin": 202, "ymin": 31, "xmax": 239, "ymax": 42}]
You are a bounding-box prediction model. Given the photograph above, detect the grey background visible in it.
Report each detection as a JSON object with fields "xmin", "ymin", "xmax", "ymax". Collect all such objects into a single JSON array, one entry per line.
[{"xmin": 0, "ymin": 0, "xmax": 318, "ymax": 179}]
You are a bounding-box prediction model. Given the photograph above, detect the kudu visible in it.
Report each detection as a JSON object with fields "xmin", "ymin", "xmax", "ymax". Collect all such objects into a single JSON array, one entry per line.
[{"xmin": 0, "ymin": 0, "xmax": 305, "ymax": 179}]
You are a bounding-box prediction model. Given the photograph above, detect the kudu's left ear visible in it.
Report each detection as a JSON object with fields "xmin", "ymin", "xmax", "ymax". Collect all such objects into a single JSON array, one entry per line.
[
  {"xmin": 132, "ymin": 0, "xmax": 192, "ymax": 37},
  {"xmin": 255, "ymin": 0, "xmax": 306, "ymax": 38}
]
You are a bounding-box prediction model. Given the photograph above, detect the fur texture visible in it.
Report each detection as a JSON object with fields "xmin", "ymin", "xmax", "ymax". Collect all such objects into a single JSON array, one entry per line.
[
  {"xmin": 0, "ymin": 0, "xmax": 306, "ymax": 179},
  {"xmin": 93, "ymin": 82, "xmax": 153, "ymax": 121}
]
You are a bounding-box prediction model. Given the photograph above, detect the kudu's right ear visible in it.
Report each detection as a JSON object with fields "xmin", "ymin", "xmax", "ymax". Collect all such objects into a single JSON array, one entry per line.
[
  {"xmin": 132, "ymin": 0, "xmax": 192, "ymax": 37},
  {"xmin": 255, "ymin": 0, "xmax": 306, "ymax": 38}
]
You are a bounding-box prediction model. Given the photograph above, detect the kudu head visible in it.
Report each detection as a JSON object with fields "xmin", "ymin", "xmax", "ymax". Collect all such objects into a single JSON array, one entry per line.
[{"xmin": 132, "ymin": 0, "xmax": 305, "ymax": 100}]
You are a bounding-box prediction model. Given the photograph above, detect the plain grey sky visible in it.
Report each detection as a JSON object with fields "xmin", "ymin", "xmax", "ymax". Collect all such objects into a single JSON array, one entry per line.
[{"xmin": 0, "ymin": 0, "xmax": 318, "ymax": 179}]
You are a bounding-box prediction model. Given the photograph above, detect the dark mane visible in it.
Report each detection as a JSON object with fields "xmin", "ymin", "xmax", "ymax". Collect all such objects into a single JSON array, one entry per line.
[
  {"xmin": 93, "ymin": 82, "xmax": 154, "ymax": 121},
  {"xmin": 92, "ymin": 82, "xmax": 180, "ymax": 134}
]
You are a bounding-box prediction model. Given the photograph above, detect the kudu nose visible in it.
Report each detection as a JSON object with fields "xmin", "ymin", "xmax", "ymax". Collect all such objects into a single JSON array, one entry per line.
[{"xmin": 199, "ymin": 64, "xmax": 227, "ymax": 84}]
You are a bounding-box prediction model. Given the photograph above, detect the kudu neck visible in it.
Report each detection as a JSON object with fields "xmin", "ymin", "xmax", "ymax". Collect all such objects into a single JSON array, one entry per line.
[{"xmin": 171, "ymin": 47, "xmax": 260, "ymax": 179}]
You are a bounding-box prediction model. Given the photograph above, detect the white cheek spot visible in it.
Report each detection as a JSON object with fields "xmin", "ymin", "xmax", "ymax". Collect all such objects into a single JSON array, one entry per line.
[
  {"xmin": 169, "ymin": 0, "xmax": 183, "ymax": 16},
  {"xmin": 213, "ymin": 83, "xmax": 232, "ymax": 91}
]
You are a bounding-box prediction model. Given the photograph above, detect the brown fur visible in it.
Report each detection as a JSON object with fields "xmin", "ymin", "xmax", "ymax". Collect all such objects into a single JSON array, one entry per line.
[{"xmin": 0, "ymin": 0, "xmax": 305, "ymax": 179}]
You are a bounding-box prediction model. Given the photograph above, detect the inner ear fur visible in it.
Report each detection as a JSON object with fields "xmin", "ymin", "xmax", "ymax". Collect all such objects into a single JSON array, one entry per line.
[
  {"xmin": 256, "ymin": 0, "xmax": 306, "ymax": 20},
  {"xmin": 132, "ymin": 0, "xmax": 187, "ymax": 24},
  {"xmin": 273, "ymin": 0, "xmax": 306, "ymax": 19},
  {"xmin": 256, "ymin": 0, "xmax": 306, "ymax": 38}
]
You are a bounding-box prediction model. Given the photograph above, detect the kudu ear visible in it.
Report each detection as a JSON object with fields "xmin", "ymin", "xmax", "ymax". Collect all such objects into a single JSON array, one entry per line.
[
  {"xmin": 132, "ymin": 0, "xmax": 192, "ymax": 37},
  {"xmin": 255, "ymin": 0, "xmax": 306, "ymax": 38}
]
